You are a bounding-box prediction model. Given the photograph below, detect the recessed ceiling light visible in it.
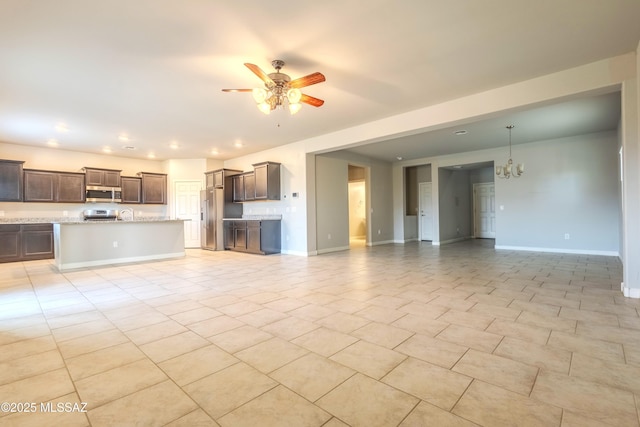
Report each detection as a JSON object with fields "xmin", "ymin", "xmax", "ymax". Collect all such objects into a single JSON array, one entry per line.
[
  {"xmin": 452, "ymin": 165, "xmax": 463, "ymax": 169},
  {"xmin": 147, "ymin": 153, "xmax": 156, "ymax": 159},
  {"xmin": 210, "ymin": 149, "xmax": 219, "ymax": 155},
  {"xmin": 119, "ymin": 134, "xmax": 131, "ymax": 142},
  {"xmin": 102, "ymin": 147, "xmax": 112, "ymax": 154},
  {"xmin": 47, "ymin": 139, "xmax": 59, "ymax": 147},
  {"xmin": 234, "ymin": 141, "xmax": 243, "ymax": 148},
  {"xmin": 169, "ymin": 141, "xmax": 179, "ymax": 149},
  {"xmin": 454, "ymin": 130, "xmax": 467, "ymax": 136},
  {"xmin": 122, "ymin": 145, "xmax": 136, "ymax": 150},
  {"xmin": 396, "ymin": 156, "xmax": 403, "ymax": 160},
  {"xmin": 55, "ymin": 123, "xmax": 69, "ymax": 132}
]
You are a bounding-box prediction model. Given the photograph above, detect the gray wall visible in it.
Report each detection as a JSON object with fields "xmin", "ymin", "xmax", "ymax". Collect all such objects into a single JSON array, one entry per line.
[
  {"xmin": 315, "ymin": 151, "xmax": 394, "ymax": 252},
  {"xmin": 496, "ymin": 131, "xmax": 620, "ymax": 253},
  {"xmin": 438, "ymin": 169, "xmax": 472, "ymax": 242}
]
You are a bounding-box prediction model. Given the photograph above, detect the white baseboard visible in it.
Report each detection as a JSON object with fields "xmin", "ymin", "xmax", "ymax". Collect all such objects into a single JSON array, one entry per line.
[
  {"xmin": 56, "ymin": 252, "xmax": 185, "ymax": 271},
  {"xmin": 370, "ymin": 239, "xmax": 395, "ymax": 246},
  {"xmin": 317, "ymin": 246, "xmax": 350, "ymax": 255},
  {"xmin": 495, "ymin": 245, "xmax": 619, "ymax": 257},
  {"xmin": 621, "ymin": 282, "xmax": 640, "ymax": 298}
]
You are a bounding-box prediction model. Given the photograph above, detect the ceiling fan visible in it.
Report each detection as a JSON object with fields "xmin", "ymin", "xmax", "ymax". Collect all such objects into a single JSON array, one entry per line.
[{"xmin": 222, "ymin": 60, "xmax": 325, "ymax": 115}]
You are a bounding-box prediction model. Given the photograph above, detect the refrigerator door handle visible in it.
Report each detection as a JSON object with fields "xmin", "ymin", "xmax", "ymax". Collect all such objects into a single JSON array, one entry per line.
[{"xmin": 203, "ymin": 204, "xmax": 208, "ymax": 228}]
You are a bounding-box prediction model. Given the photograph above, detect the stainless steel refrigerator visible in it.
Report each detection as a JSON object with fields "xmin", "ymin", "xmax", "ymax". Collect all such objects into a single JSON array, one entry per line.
[{"xmin": 201, "ymin": 187, "xmax": 242, "ymax": 250}]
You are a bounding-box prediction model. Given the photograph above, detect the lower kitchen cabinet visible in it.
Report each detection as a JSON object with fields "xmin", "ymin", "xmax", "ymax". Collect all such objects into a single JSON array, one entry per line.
[
  {"xmin": 223, "ymin": 220, "xmax": 281, "ymax": 254},
  {"xmin": 0, "ymin": 223, "xmax": 54, "ymax": 263}
]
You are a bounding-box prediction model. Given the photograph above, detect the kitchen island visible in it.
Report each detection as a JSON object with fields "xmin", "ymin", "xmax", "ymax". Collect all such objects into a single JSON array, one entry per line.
[{"xmin": 53, "ymin": 219, "xmax": 185, "ymax": 271}]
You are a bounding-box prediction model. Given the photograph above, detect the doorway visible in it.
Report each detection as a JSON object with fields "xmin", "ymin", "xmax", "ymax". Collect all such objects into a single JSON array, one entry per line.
[
  {"xmin": 174, "ymin": 180, "xmax": 202, "ymax": 248},
  {"xmin": 348, "ymin": 165, "xmax": 367, "ymax": 247},
  {"xmin": 473, "ymin": 182, "xmax": 496, "ymax": 238},
  {"xmin": 419, "ymin": 182, "xmax": 433, "ymax": 241}
]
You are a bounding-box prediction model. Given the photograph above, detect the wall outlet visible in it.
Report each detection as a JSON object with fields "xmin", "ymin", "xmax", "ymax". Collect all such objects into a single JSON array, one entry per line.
[
  {"xmin": 292, "ymin": 192, "xmax": 299, "ymax": 198},
  {"xmin": 113, "ymin": 241, "xmax": 118, "ymax": 248},
  {"xmin": 378, "ymin": 229, "xmax": 381, "ymax": 235},
  {"xmin": 564, "ymin": 233, "xmax": 570, "ymax": 240},
  {"xmin": 0, "ymin": 211, "xmax": 4, "ymax": 217},
  {"xmin": 328, "ymin": 233, "xmax": 332, "ymax": 240}
]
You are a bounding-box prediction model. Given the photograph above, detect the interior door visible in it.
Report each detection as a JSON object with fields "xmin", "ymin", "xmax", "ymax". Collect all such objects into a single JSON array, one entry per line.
[
  {"xmin": 175, "ymin": 180, "xmax": 202, "ymax": 248},
  {"xmin": 419, "ymin": 182, "xmax": 433, "ymax": 241},
  {"xmin": 473, "ymin": 182, "xmax": 496, "ymax": 238}
]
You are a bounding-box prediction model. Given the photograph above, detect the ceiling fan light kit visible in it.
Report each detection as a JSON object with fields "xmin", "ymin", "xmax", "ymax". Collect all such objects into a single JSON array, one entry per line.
[
  {"xmin": 496, "ymin": 125, "xmax": 525, "ymax": 179},
  {"xmin": 223, "ymin": 60, "xmax": 325, "ymax": 115}
]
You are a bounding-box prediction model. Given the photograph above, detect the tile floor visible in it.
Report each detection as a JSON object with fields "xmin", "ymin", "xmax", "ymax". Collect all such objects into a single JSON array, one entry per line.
[{"xmin": 0, "ymin": 239, "xmax": 637, "ymax": 426}]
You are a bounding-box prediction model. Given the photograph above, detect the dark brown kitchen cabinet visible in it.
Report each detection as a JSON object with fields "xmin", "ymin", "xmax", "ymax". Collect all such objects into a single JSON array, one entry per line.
[
  {"xmin": 223, "ymin": 220, "xmax": 281, "ymax": 254},
  {"xmin": 139, "ymin": 172, "xmax": 167, "ymax": 204},
  {"xmin": 0, "ymin": 223, "xmax": 53, "ymax": 263},
  {"xmin": 121, "ymin": 176, "xmax": 142, "ymax": 204},
  {"xmin": 57, "ymin": 173, "xmax": 85, "ymax": 202},
  {"xmin": 23, "ymin": 170, "xmax": 56, "ymax": 202},
  {"xmin": 0, "ymin": 159, "xmax": 25, "ymax": 201},
  {"xmin": 205, "ymin": 168, "xmax": 242, "ymax": 189},
  {"xmin": 243, "ymin": 172, "xmax": 255, "ymax": 201},
  {"xmin": 253, "ymin": 161, "xmax": 280, "ymax": 200},
  {"xmin": 24, "ymin": 169, "xmax": 84, "ymax": 203},
  {"xmin": 232, "ymin": 174, "xmax": 245, "ymax": 202},
  {"xmin": 84, "ymin": 167, "xmax": 121, "ymax": 187}
]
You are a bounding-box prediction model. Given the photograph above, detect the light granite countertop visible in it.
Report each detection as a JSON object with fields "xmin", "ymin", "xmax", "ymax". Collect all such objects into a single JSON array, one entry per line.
[{"xmin": 0, "ymin": 217, "xmax": 183, "ymax": 225}]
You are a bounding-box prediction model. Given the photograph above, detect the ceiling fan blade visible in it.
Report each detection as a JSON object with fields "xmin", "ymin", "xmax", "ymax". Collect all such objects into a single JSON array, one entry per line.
[
  {"xmin": 289, "ymin": 72, "xmax": 326, "ymax": 89},
  {"xmin": 222, "ymin": 88, "xmax": 253, "ymax": 92},
  {"xmin": 244, "ymin": 63, "xmax": 275, "ymax": 85},
  {"xmin": 300, "ymin": 93, "xmax": 324, "ymax": 107}
]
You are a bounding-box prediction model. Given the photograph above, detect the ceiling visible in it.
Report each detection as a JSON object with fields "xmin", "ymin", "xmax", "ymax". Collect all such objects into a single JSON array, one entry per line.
[{"xmin": 0, "ymin": 1, "xmax": 638, "ymax": 162}]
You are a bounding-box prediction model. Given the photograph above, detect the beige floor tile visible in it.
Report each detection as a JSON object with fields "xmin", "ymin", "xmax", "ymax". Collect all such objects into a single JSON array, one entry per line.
[
  {"xmin": 509, "ymin": 299, "xmax": 560, "ymax": 317},
  {"xmin": 382, "ymin": 357, "xmax": 472, "ymax": 411},
  {"xmin": 400, "ymin": 400, "xmax": 479, "ymax": 427},
  {"xmin": 437, "ymin": 310, "xmax": 495, "ymax": 330},
  {"xmin": 395, "ymin": 334, "xmax": 467, "ymax": 369},
  {"xmin": 50, "ymin": 318, "xmax": 116, "ymax": 342},
  {"xmin": 452, "ymin": 349, "xmax": 538, "ymax": 395},
  {"xmin": 398, "ymin": 301, "xmax": 449, "ymax": 317},
  {"xmin": 493, "ymin": 336, "xmax": 571, "ymax": 374},
  {"xmin": 317, "ymin": 373, "xmax": 419, "ymax": 427},
  {"xmin": 260, "ymin": 316, "xmax": 319, "ymax": 340},
  {"xmin": 547, "ymin": 330, "xmax": 625, "ymax": 362},
  {"xmin": 468, "ymin": 302, "xmax": 521, "ymax": 320},
  {"xmin": 56, "ymin": 329, "xmax": 128, "ymax": 359},
  {"xmin": 207, "ymin": 325, "xmax": 273, "ymax": 353},
  {"xmin": 355, "ymin": 305, "xmax": 407, "ymax": 323},
  {"xmin": 575, "ymin": 321, "xmax": 640, "ymax": 345},
  {"xmin": 330, "ymin": 340, "xmax": 406, "ymax": 379},
  {"xmin": 124, "ymin": 319, "xmax": 188, "ymax": 345},
  {"xmin": 0, "ymin": 392, "xmax": 89, "ymax": 427},
  {"xmin": 351, "ymin": 321, "xmax": 414, "ymax": 348},
  {"xmin": 0, "ymin": 368, "xmax": 75, "ymax": 404},
  {"xmin": 288, "ymin": 304, "xmax": 335, "ymax": 321},
  {"xmin": 164, "ymin": 409, "xmax": 220, "ymax": 426},
  {"xmin": 0, "ymin": 335, "xmax": 57, "ymax": 363},
  {"xmin": 139, "ymin": 331, "xmax": 210, "ymax": 363},
  {"xmin": 570, "ymin": 352, "xmax": 640, "ymax": 394},
  {"xmin": 561, "ymin": 410, "xmax": 624, "ymax": 427},
  {"xmin": 322, "ymin": 418, "xmax": 350, "ymax": 427},
  {"xmin": 486, "ymin": 318, "xmax": 550, "ymax": 345},
  {"xmin": 184, "ymin": 362, "xmax": 277, "ymax": 419},
  {"xmin": 87, "ymin": 380, "xmax": 197, "ymax": 427},
  {"xmin": 218, "ymin": 385, "xmax": 331, "ymax": 427},
  {"xmin": 559, "ymin": 306, "xmax": 619, "ymax": 326},
  {"xmin": 75, "ymin": 358, "xmax": 167, "ymax": 407},
  {"xmin": 315, "ymin": 311, "xmax": 370, "ymax": 333},
  {"xmin": 391, "ymin": 314, "xmax": 449, "ymax": 336},
  {"xmin": 170, "ymin": 307, "xmax": 222, "ymax": 325},
  {"xmin": 216, "ymin": 300, "xmax": 263, "ymax": 317},
  {"xmin": 531, "ymin": 370, "xmax": 638, "ymax": 426},
  {"xmin": 158, "ymin": 345, "xmax": 238, "ymax": 386},
  {"xmin": 270, "ymin": 353, "xmax": 355, "ymax": 402},
  {"xmin": 236, "ymin": 308, "xmax": 288, "ymax": 328},
  {"xmin": 66, "ymin": 342, "xmax": 146, "ymax": 380},
  {"xmin": 187, "ymin": 315, "xmax": 245, "ymax": 338},
  {"xmin": 427, "ymin": 296, "xmax": 476, "ymax": 312},
  {"xmin": 235, "ymin": 337, "xmax": 308, "ymax": 373},
  {"xmin": 291, "ymin": 327, "xmax": 359, "ymax": 357},
  {"xmin": 436, "ymin": 324, "xmax": 503, "ymax": 352},
  {"xmin": 453, "ymin": 380, "xmax": 561, "ymax": 427},
  {"xmin": 517, "ymin": 310, "xmax": 577, "ymax": 333}
]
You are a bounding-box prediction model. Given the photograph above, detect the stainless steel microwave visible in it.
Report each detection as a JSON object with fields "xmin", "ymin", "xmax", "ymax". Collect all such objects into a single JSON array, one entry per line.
[{"xmin": 85, "ymin": 186, "xmax": 122, "ymax": 203}]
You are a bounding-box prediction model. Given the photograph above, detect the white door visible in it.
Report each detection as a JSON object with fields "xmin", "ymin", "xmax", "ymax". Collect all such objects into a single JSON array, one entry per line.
[
  {"xmin": 473, "ymin": 183, "xmax": 496, "ymax": 238},
  {"xmin": 175, "ymin": 180, "xmax": 202, "ymax": 248},
  {"xmin": 419, "ymin": 182, "xmax": 433, "ymax": 241}
]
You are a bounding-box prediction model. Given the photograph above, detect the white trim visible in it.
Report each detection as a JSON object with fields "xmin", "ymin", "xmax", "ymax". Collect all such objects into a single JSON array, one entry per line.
[
  {"xmin": 622, "ymin": 282, "xmax": 640, "ymax": 299},
  {"xmin": 281, "ymin": 249, "xmax": 314, "ymax": 256},
  {"xmin": 495, "ymin": 245, "xmax": 619, "ymax": 257},
  {"xmin": 56, "ymin": 252, "xmax": 185, "ymax": 271},
  {"xmin": 317, "ymin": 246, "xmax": 350, "ymax": 254}
]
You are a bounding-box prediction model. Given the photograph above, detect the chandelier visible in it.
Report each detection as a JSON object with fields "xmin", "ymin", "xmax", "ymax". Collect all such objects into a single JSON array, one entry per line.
[
  {"xmin": 252, "ymin": 85, "xmax": 302, "ymax": 115},
  {"xmin": 496, "ymin": 125, "xmax": 524, "ymax": 179}
]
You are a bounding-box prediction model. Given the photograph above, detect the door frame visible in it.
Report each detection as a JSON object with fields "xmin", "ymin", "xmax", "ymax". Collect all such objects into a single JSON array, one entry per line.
[
  {"xmin": 472, "ymin": 182, "xmax": 496, "ymax": 239},
  {"xmin": 418, "ymin": 182, "xmax": 433, "ymax": 241},
  {"xmin": 173, "ymin": 179, "xmax": 203, "ymax": 248}
]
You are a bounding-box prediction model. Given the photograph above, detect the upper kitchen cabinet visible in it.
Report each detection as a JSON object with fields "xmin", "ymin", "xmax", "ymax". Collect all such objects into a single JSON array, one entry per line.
[
  {"xmin": 0, "ymin": 159, "xmax": 25, "ymax": 201},
  {"xmin": 206, "ymin": 169, "xmax": 242, "ymax": 189},
  {"xmin": 57, "ymin": 173, "xmax": 85, "ymax": 203},
  {"xmin": 253, "ymin": 161, "xmax": 281, "ymax": 200},
  {"xmin": 24, "ymin": 169, "xmax": 85, "ymax": 203},
  {"xmin": 84, "ymin": 167, "xmax": 121, "ymax": 187},
  {"xmin": 138, "ymin": 172, "xmax": 167, "ymax": 204},
  {"xmin": 121, "ymin": 176, "xmax": 142, "ymax": 204}
]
